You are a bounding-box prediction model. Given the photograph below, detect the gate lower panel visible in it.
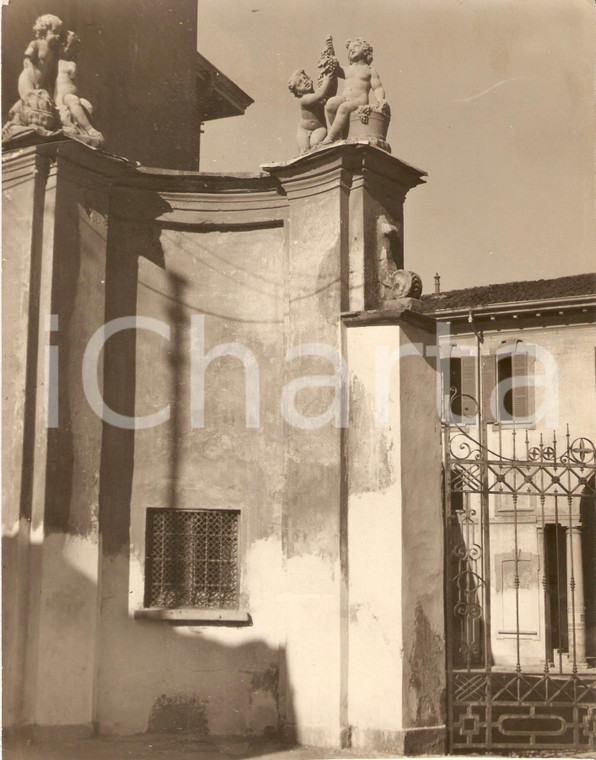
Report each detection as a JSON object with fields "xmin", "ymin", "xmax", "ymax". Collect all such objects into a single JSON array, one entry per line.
[{"xmin": 450, "ymin": 671, "xmax": 596, "ymax": 752}]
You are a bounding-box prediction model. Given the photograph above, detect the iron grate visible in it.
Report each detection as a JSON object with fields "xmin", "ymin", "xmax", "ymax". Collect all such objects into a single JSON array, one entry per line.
[{"xmin": 144, "ymin": 508, "xmax": 239, "ymax": 609}]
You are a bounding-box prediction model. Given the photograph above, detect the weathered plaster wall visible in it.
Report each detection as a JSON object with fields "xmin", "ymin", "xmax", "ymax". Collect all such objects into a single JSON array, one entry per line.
[
  {"xmin": 3, "ymin": 142, "xmax": 438, "ymax": 749},
  {"xmin": 2, "ymin": 151, "xmax": 38, "ymax": 534},
  {"xmin": 280, "ymin": 177, "xmax": 346, "ymax": 748},
  {"xmin": 345, "ymin": 319, "xmax": 444, "ymax": 755},
  {"xmin": 2, "ymin": 145, "xmax": 112, "ymax": 736},
  {"xmin": 23, "ymin": 151, "xmax": 111, "ymax": 735},
  {"xmin": 96, "ymin": 216, "xmax": 289, "ymax": 736},
  {"xmin": 2, "ymin": 148, "xmax": 50, "ymax": 731},
  {"xmin": 346, "ymin": 326, "xmax": 405, "ymax": 736},
  {"xmin": 398, "ymin": 321, "xmax": 445, "ymax": 734}
]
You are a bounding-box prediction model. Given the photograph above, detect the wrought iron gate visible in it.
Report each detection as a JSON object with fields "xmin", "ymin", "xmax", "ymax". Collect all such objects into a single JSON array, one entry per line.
[{"xmin": 444, "ymin": 422, "xmax": 596, "ymax": 753}]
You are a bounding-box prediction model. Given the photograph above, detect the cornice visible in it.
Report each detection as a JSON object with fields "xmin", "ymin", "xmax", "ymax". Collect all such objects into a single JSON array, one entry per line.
[
  {"xmin": 110, "ymin": 185, "xmax": 286, "ymax": 228},
  {"xmin": 262, "ymin": 151, "xmax": 353, "ymax": 201},
  {"xmin": 2, "ymin": 145, "xmax": 40, "ymax": 186},
  {"xmin": 342, "ymin": 305, "xmax": 436, "ymax": 332},
  {"xmin": 4, "ymin": 141, "xmax": 286, "ymax": 227},
  {"xmin": 262, "ymin": 143, "xmax": 426, "ymax": 202},
  {"xmin": 2, "ymin": 145, "xmax": 58, "ymax": 188}
]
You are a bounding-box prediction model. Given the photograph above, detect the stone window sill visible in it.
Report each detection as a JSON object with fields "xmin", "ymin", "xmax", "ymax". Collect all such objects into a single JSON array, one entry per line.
[{"xmin": 133, "ymin": 608, "xmax": 252, "ymax": 626}]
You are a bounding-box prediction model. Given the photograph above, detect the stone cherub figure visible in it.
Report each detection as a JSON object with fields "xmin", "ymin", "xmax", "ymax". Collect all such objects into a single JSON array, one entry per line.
[
  {"xmin": 55, "ymin": 31, "xmax": 105, "ymax": 147},
  {"xmin": 322, "ymin": 37, "xmax": 388, "ymax": 145},
  {"xmin": 288, "ymin": 36, "xmax": 339, "ymax": 154},
  {"xmin": 3, "ymin": 14, "xmax": 104, "ymax": 148},
  {"xmin": 18, "ymin": 13, "xmax": 63, "ymax": 100},
  {"xmin": 3, "ymin": 14, "xmax": 64, "ymax": 137}
]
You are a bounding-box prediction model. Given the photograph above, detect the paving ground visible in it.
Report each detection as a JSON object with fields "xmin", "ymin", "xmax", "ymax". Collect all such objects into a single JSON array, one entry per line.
[
  {"xmin": 6, "ymin": 735, "xmax": 593, "ymax": 759},
  {"xmin": 2, "ymin": 735, "xmax": 398, "ymax": 760}
]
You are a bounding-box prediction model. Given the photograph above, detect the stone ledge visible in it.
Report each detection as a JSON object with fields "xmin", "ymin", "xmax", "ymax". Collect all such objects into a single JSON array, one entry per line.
[
  {"xmin": 342, "ymin": 303, "xmax": 436, "ymax": 331},
  {"xmin": 261, "ymin": 141, "xmax": 426, "ymax": 182},
  {"xmin": 133, "ymin": 608, "xmax": 252, "ymax": 625}
]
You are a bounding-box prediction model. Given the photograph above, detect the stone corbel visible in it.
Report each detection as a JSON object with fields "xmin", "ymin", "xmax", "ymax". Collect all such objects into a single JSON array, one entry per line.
[{"xmin": 376, "ymin": 214, "xmax": 423, "ymax": 310}]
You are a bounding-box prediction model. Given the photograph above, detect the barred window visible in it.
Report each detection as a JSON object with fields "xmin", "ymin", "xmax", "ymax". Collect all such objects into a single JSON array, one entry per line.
[{"xmin": 144, "ymin": 509, "xmax": 239, "ymax": 609}]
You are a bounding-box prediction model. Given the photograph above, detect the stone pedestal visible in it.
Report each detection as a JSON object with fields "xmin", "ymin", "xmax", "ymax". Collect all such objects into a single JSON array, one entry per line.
[
  {"xmin": 2, "ymin": 143, "xmax": 114, "ymax": 739},
  {"xmin": 2, "ymin": 147, "xmax": 55, "ymax": 736},
  {"xmin": 343, "ymin": 309, "xmax": 445, "ymax": 755},
  {"xmin": 265, "ymin": 145, "xmax": 443, "ymax": 754}
]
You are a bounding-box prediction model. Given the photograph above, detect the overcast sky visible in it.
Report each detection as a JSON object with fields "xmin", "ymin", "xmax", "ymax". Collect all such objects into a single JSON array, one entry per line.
[{"xmin": 197, "ymin": 0, "xmax": 594, "ymax": 292}]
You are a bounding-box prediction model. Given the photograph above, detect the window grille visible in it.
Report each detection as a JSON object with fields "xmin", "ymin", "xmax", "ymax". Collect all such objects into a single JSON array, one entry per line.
[{"xmin": 144, "ymin": 509, "xmax": 239, "ymax": 609}]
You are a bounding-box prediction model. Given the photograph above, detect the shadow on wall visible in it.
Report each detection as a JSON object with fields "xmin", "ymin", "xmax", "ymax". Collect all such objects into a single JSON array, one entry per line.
[
  {"xmin": 94, "ymin": 218, "xmax": 293, "ymax": 739},
  {"xmin": 2, "ymin": 176, "xmax": 294, "ymax": 746},
  {"xmin": 2, "ymin": 531, "xmax": 295, "ymax": 747}
]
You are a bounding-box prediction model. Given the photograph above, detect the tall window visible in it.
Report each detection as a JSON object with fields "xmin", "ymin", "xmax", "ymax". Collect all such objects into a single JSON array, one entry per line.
[
  {"xmin": 482, "ymin": 342, "xmax": 534, "ymax": 425},
  {"xmin": 443, "ymin": 342, "xmax": 535, "ymax": 426},
  {"xmin": 144, "ymin": 509, "xmax": 240, "ymax": 609},
  {"xmin": 497, "ymin": 354, "xmax": 514, "ymax": 422},
  {"xmin": 442, "ymin": 354, "xmax": 477, "ymax": 425}
]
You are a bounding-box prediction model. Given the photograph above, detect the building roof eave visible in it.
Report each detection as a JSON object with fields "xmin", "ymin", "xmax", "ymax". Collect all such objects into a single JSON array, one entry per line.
[
  {"xmin": 196, "ymin": 52, "xmax": 254, "ymax": 122},
  {"xmin": 427, "ymin": 293, "xmax": 596, "ymax": 323}
]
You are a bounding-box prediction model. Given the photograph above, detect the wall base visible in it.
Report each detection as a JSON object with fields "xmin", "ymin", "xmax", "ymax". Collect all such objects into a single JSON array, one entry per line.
[
  {"xmin": 280, "ymin": 722, "xmax": 346, "ymax": 749},
  {"xmin": 8, "ymin": 723, "xmax": 96, "ymax": 744},
  {"xmin": 351, "ymin": 725, "xmax": 446, "ymax": 756}
]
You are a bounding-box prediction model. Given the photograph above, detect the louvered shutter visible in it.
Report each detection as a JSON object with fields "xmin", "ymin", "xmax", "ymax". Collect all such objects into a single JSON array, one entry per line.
[
  {"xmin": 460, "ymin": 356, "xmax": 477, "ymax": 419},
  {"xmin": 440, "ymin": 357, "xmax": 451, "ymax": 421},
  {"xmin": 481, "ymin": 354, "xmax": 497, "ymax": 423},
  {"xmin": 512, "ymin": 349, "xmax": 532, "ymax": 421}
]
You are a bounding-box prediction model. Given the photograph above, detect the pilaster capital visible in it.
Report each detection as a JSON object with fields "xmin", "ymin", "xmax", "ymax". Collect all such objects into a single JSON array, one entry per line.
[{"xmin": 262, "ymin": 143, "xmax": 426, "ymax": 202}]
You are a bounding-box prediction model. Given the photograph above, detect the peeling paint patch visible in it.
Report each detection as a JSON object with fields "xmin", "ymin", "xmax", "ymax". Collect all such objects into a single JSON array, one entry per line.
[
  {"xmin": 409, "ymin": 602, "xmax": 445, "ymax": 726},
  {"xmin": 250, "ymin": 664, "xmax": 279, "ymax": 703},
  {"xmin": 316, "ymin": 244, "xmax": 341, "ymax": 322},
  {"xmin": 248, "ymin": 665, "xmax": 279, "ymax": 736},
  {"xmin": 147, "ymin": 694, "xmax": 209, "ymax": 734},
  {"xmin": 349, "ymin": 376, "xmax": 395, "ymax": 494}
]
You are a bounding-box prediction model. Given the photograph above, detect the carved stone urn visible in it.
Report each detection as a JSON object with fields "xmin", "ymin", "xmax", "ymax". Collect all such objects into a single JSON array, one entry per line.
[{"xmin": 348, "ymin": 107, "xmax": 391, "ymax": 153}]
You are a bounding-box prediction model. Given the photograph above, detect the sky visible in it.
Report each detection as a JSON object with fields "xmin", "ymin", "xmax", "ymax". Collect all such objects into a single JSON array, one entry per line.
[{"xmin": 197, "ymin": 0, "xmax": 594, "ymax": 292}]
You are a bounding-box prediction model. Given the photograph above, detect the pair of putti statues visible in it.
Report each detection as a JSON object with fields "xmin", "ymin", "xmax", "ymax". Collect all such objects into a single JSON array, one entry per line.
[
  {"xmin": 3, "ymin": 14, "xmax": 104, "ymax": 148},
  {"xmin": 288, "ymin": 35, "xmax": 391, "ymax": 154}
]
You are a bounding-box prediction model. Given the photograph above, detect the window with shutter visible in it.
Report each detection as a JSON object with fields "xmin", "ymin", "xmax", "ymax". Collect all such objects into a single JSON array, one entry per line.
[
  {"xmin": 441, "ymin": 354, "xmax": 477, "ymax": 425},
  {"xmin": 481, "ymin": 355, "xmax": 497, "ymax": 424},
  {"xmin": 481, "ymin": 342, "xmax": 535, "ymax": 426},
  {"xmin": 440, "ymin": 356, "xmax": 455, "ymax": 422},
  {"xmin": 460, "ymin": 356, "xmax": 477, "ymax": 419},
  {"xmin": 511, "ymin": 349, "xmax": 533, "ymax": 421},
  {"xmin": 497, "ymin": 354, "xmax": 514, "ymax": 422}
]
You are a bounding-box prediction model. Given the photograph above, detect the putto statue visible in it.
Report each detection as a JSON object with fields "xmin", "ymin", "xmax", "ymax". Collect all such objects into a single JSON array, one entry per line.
[
  {"xmin": 288, "ymin": 36, "xmax": 339, "ymax": 153},
  {"xmin": 289, "ymin": 35, "xmax": 391, "ymax": 155},
  {"xmin": 323, "ymin": 37, "xmax": 389, "ymax": 144},
  {"xmin": 55, "ymin": 31, "xmax": 105, "ymax": 146},
  {"xmin": 5, "ymin": 14, "xmax": 63, "ymax": 136},
  {"xmin": 18, "ymin": 14, "xmax": 63, "ymax": 101},
  {"xmin": 3, "ymin": 14, "xmax": 104, "ymax": 148}
]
